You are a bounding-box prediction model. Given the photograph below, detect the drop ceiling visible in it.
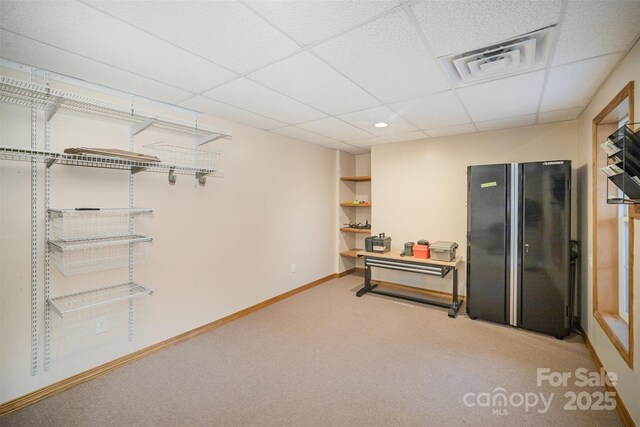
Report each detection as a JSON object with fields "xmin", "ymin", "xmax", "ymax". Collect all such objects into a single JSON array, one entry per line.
[{"xmin": 1, "ymin": 0, "xmax": 639, "ymax": 154}]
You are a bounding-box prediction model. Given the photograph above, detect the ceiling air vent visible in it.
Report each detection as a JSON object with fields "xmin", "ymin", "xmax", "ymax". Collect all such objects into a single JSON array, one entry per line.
[{"xmin": 438, "ymin": 25, "xmax": 556, "ymax": 87}]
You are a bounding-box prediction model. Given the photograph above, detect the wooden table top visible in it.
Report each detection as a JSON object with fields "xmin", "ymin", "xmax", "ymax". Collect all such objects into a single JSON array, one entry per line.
[{"xmin": 357, "ymin": 250, "xmax": 463, "ymax": 268}]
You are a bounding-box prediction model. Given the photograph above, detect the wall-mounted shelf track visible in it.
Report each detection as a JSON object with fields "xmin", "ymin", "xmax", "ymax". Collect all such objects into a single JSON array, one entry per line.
[
  {"xmin": 0, "ymin": 145, "xmax": 223, "ymax": 178},
  {"xmin": 0, "ymin": 76, "xmax": 231, "ymax": 142},
  {"xmin": 47, "ymin": 282, "xmax": 153, "ymax": 317}
]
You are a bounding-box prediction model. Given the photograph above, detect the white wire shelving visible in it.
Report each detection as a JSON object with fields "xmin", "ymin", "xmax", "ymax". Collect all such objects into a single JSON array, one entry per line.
[
  {"xmin": 49, "ymin": 235, "xmax": 152, "ymax": 276},
  {"xmin": 49, "ymin": 208, "xmax": 153, "ymax": 241},
  {"xmin": 144, "ymin": 141, "xmax": 222, "ymax": 170},
  {"xmin": 0, "ymin": 145, "xmax": 223, "ymax": 178},
  {"xmin": 48, "ymin": 282, "xmax": 153, "ymax": 317},
  {"xmin": 0, "ymin": 76, "xmax": 231, "ymax": 143}
]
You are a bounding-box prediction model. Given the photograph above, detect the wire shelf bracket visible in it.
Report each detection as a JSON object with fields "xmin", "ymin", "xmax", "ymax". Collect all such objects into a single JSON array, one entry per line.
[{"xmin": 131, "ymin": 119, "xmax": 157, "ymax": 136}]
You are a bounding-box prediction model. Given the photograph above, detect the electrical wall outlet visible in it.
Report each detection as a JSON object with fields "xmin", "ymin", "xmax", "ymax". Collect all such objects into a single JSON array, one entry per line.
[
  {"xmin": 95, "ymin": 317, "xmax": 108, "ymax": 334},
  {"xmin": 291, "ymin": 264, "xmax": 296, "ymax": 273}
]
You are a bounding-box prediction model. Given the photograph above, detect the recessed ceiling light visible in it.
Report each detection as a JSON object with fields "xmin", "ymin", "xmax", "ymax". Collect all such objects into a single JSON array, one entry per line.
[{"xmin": 374, "ymin": 122, "xmax": 388, "ymax": 128}]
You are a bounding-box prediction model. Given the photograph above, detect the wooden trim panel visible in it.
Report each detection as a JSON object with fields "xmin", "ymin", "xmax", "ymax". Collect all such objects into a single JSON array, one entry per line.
[
  {"xmin": 594, "ymin": 311, "xmax": 633, "ymax": 367},
  {"xmin": 338, "ymin": 268, "xmax": 356, "ymax": 277},
  {"xmin": 0, "ymin": 273, "xmax": 338, "ymax": 416},
  {"xmin": 592, "ymin": 80, "xmax": 635, "ymax": 368},
  {"xmin": 582, "ymin": 331, "xmax": 636, "ymax": 427}
]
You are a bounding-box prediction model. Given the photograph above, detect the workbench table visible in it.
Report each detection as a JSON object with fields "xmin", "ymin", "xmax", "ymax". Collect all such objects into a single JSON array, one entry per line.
[{"xmin": 356, "ymin": 251, "xmax": 463, "ymax": 318}]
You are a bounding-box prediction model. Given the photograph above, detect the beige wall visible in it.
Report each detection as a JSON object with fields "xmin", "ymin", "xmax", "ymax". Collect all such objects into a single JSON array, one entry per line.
[
  {"xmin": 0, "ymin": 68, "xmax": 338, "ymax": 403},
  {"xmin": 371, "ymin": 121, "xmax": 578, "ymax": 292},
  {"xmin": 577, "ymin": 40, "xmax": 640, "ymax": 424}
]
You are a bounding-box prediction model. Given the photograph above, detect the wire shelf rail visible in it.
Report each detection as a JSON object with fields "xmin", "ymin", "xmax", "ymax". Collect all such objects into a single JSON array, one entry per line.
[{"xmin": 48, "ymin": 282, "xmax": 153, "ymax": 317}]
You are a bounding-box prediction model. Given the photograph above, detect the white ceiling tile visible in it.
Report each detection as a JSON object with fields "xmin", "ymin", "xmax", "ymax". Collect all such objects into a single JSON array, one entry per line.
[
  {"xmin": 390, "ymin": 90, "xmax": 469, "ymax": 129},
  {"xmin": 249, "ymin": 52, "xmax": 379, "ymax": 115},
  {"xmin": 338, "ymin": 105, "xmax": 417, "ymax": 136},
  {"xmin": 426, "ymin": 123, "xmax": 477, "ymax": 138},
  {"xmin": 178, "ymin": 95, "xmax": 286, "ymax": 130},
  {"xmin": 0, "ymin": 30, "xmax": 190, "ymax": 104},
  {"xmin": 325, "ymin": 142, "xmax": 369, "ymax": 155},
  {"xmin": 384, "ymin": 131, "xmax": 429, "ymax": 143},
  {"xmin": 204, "ymin": 78, "xmax": 327, "ymax": 124},
  {"xmin": 458, "ymin": 71, "xmax": 546, "ymax": 122},
  {"xmin": 538, "ymin": 107, "xmax": 583, "ymax": 124},
  {"xmin": 0, "ymin": 1, "xmax": 236, "ymax": 93},
  {"xmin": 246, "ymin": 0, "xmax": 399, "ymax": 45},
  {"xmin": 270, "ymin": 126, "xmax": 339, "ymax": 145},
  {"xmin": 475, "ymin": 114, "xmax": 537, "ymax": 132},
  {"xmin": 298, "ymin": 117, "xmax": 372, "ymax": 141},
  {"xmin": 552, "ymin": 1, "xmax": 640, "ymax": 66},
  {"xmin": 87, "ymin": 0, "xmax": 301, "ymax": 74},
  {"xmin": 541, "ymin": 53, "xmax": 621, "ymax": 112},
  {"xmin": 412, "ymin": 0, "xmax": 561, "ymax": 56},
  {"xmin": 347, "ymin": 136, "xmax": 390, "ymax": 147},
  {"xmin": 313, "ymin": 10, "xmax": 450, "ymax": 103}
]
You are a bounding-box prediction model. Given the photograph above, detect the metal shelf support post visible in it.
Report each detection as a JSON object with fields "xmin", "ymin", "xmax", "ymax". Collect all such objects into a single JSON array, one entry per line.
[
  {"xmin": 44, "ymin": 72, "xmax": 52, "ymax": 371},
  {"xmin": 128, "ymin": 100, "xmax": 135, "ymax": 342},
  {"xmin": 30, "ymin": 68, "xmax": 38, "ymax": 376}
]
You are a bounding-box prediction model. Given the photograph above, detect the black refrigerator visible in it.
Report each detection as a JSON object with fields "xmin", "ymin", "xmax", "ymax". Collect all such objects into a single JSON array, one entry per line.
[{"xmin": 466, "ymin": 161, "xmax": 571, "ymax": 338}]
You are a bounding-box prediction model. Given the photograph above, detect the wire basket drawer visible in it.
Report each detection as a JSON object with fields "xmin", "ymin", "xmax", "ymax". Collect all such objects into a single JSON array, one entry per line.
[
  {"xmin": 49, "ymin": 235, "xmax": 152, "ymax": 276},
  {"xmin": 49, "ymin": 208, "xmax": 153, "ymax": 241},
  {"xmin": 144, "ymin": 141, "xmax": 221, "ymax": 170}
]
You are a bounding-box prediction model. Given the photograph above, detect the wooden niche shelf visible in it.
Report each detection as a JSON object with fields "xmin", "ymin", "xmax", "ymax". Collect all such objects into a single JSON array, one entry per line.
[
  {"xmin": 340, "ymin": 176, "xmax": 371, "ymax": 182},
  {"xmin": 340, "ymin": 202, "xmax": 372, "ymax": 207},
  {"xmin": 340, "ymin": 249, "xmax": 362, "ymax": 258},
  {"xmin": 340, "ymin": 227, "xmax": 371, "ymax": 234}
]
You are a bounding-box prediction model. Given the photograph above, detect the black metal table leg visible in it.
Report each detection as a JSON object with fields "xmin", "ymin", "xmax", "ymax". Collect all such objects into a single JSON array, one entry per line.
[
  {"xmin": 448, "ymin": 267, "xmax": 462, "ymax": 318},
  {"xmin": 356, "ymin": 262, "xmax": 376, "ymax": 297}
]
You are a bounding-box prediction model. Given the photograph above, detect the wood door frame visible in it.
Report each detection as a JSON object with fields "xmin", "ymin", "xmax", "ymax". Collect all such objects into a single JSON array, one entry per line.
[{"xmin": 592, "ymin": 81, "xmax": 635, "ymax": 368}]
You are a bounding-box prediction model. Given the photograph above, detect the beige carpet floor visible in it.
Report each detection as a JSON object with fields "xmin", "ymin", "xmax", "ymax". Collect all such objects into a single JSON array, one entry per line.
[{"xmin": 2, "ymin": 275, "xmax": 623, "ymax": 426}]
